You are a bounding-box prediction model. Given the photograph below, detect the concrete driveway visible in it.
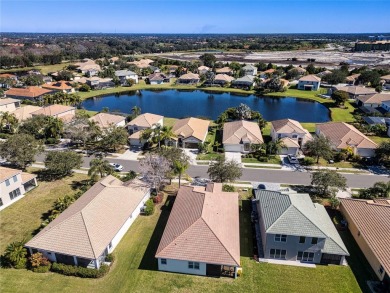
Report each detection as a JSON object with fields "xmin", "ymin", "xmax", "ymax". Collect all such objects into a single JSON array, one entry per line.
[
  {"xmin": 225, "ymin": 152, "xmax": 242, "ymax": 164},
  {"xmin": 183, "ymin": 148, "xmax": 198, "ymax": 165}
]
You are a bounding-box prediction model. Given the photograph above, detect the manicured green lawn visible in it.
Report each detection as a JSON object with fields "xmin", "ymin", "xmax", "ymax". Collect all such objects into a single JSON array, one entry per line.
[
  {"xmin": 265, "ymin": 88, "xmax": 329, "ymax": 103},
  {"xmin": 370, "ymin": 135, "xmax": 390, "ymax": 144},
  {"xmin": 242, "ymin": 156, "xmax": 281, "ymax": 165},
  {"xmin": 76, "ymin": 109, "xmax": 98, "ymax": 118},
  {"xmin": 196, "ymin": 153, "xmax": 223, "ymax": 161},
  {"xmin": 0, "ymin": 63, "xmax": 72, "ymax": 75},
  {"xmin": 329, "ymin": 102, "xmax": 356, "ymax": 122},
  {"xmin": 0, "ymin": 194, "xmax": 362, "ymax": 293},
  {"xmin": 300, "ymin": 122, "xmax": 316, "ymax": 133}
]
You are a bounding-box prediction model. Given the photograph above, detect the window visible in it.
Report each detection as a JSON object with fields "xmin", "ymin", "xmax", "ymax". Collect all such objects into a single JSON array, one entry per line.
[
  {"xmin": 270, "ymin": 249, "xmax": 287, "ymax": 259},
  {"xmin": 161, "ymin": 259, "xmax": 167, "ymax": 265},
  {"xmin": 299, "ymin": 236, "xmax": 306, "ymax": 244},
  {"xmin": 5, "ymin": 179, "xmax": 10, "ymax": 186},
  {"xmin": 311, "ymin": 237, "xmax": 318, "ymax": 245},
  {"xmin": 13, "ymin": 175, "xmax": 17, "ymax": 183},
  {"xmin": 188, "ymin": 262, "xmax": 200, "ymax": 270},
  {"xmin": 292, "ymin": 134, "xmax": 298, "ymax": 139},
  {"xmin": 278, "ymin": 134, "xmax": 282, "ymax": 139},
  {"xmin": 9, "ymin": 188, "xmax": 21, "ymax": 200},
  {"xmin": 275, "ymin": 234, "xmax": 287, "ymax": 242},
  {"xmin": 297, "ymin": 251, "xmax": 315, "ymax": 262}
]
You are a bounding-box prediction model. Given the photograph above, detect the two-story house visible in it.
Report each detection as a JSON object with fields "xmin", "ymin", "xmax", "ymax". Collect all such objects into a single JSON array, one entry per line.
[
  {"xmin": 114, "ymin": 70, "xmax": 139, "ymax": 85},
  {"xmin": 127, "ymin": 113, "xmax": 164, "ymax": 147},
  {"xmin": 297, "ymin": 75, "xmax": 321, "ymax": 91},
  {"xmin": 0, "ymin": 167, "xmax": 38, "ymax": 211},
  {"xmin": 242, "ymin": 64, "xmax": 257, "ymax": 76},
  {"xmin": 254, "ymin": 189, "xmax": 349, "ymax": 265}
]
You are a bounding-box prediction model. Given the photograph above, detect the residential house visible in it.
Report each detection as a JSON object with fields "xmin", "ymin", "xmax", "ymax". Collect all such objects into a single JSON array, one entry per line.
[
  {"xmin": 381, "ymin": 74, "xmax": 390, "ymax": 90},
  {"xmin": 75, "ymin": 59, "xmax": 101, "ymax": 77},
  {"xmin": 31, "ymin": 104, "xmax": 76, "ymax": 124},
  {"xmin": 346, "ymin": 74, "xmax": 360, "ymax": 85},
  {"xmin": 0, "ymin": 167, "xmax": 38, "ymax": 211},
  {"xmin": 271, "ymin": 119, "xmax": 312, "ymax": 155},
  {"xmin": 170, "ymin": 117, "xmax": 210, "ymax": 148},
  {"xmin": 42, "ymin": 81, "xmax": 75, "ymax": 94},
  {"xmin": 198, "ymin": 66, "xmax": 210, "ymax": 75},
  {"xmin": 11, "ymin": 105, "xmax": 43, "ymax": 122},
  {"xmin": 297, "ymin": 75, "xmax": 321, "ymax": 91},
  {"xmin": 316, "ymin": 122, "xmax": 378, "ymax": 157},
  {"xmin": 254, "ymin": 189, "xmax": 349, "ymax": 265},
  {"xmin": 146, "ymin": 72, "xmax": 170, "ymax": 85},
  {"xmin": 242, "ymin": 64, "xmax": 257, "ymax": 76},
  {"xmin": 114, "ymin": 70, "xmax": 139, "ymax": 85},
  {"xmin": 340, "ymin": 198, "xmax": 390, "ymax": 285},
  {"xmin": 362, "ymin": 116, "xmax": 390, "ymax": 126},
  {"xmin": 5, "ymin": 86, "xmax": 52, "ymax": 101},
  {"xmin": 231, "ymin": 75, "xmax": 255, "ymax": 89},
  {"xmin": 317, "ymin": 70, "xmax": 332, "ymax": 78},
  {"xmin": 381, "ymin": 100, "xmax": 390, "ymax": 112},
  {"xmin": 167, "ymin": 65, "xmax": 179, "ymax": 78},
  {"xmin": 130, "ymin": 59, "xmax": 154, "ymax": 69},
  {"xmin": 25, "ymin": 176, "xmax": 150, "ymax": 269},
  {"xmin": 222, "ymin": 120, "xmax": 263, "ymax": 153},
  {"xmin": 330, "ymin": 85, "xmax": 376, "ymax": 100},
  {"xmin": 0, "ymin": 73, "xmax": 17, "ymax": 89},
  {"xmin": 260, "ymin": 69, "xmax": 276, "ymax": 79},
  {"xmin": 216, "ymin": 67, "xmax": 233, "ymax": 76},
  {"xmin": 89, "ymin": 113, "xmax": 126, "ymax": 129},
  {"xmin": 356, "ymin": 93, "xmax": 390, "ymax": 110},
  {"xmin": 177, "ymin": 73, "xmax": 200, "ymax": 84},
  {"xmin": 86, "ymin": 77, "xmax": 115, "ymax": 89},
  {"xmin": 290, "ymin": 67, "xmax": 307, "ymax": 76},
  {"xmin": 214, "ymin": 74, "xmax": 235, "ymax": 85},
  {"xmin": 127, "ymin": 113, "xmax": 164, "ymax": 147},
  {"xmin": 156, "ymin": 183, "xmax": 240, "ymax": 278},
  {"xmin": 0, "ymin": 98, "xmax": 21, "ymax": 113}
]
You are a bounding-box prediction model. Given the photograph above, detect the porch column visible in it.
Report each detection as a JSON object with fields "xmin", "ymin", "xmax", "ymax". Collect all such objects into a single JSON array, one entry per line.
[
  {"xmin": 234, "ymin": 266, "xmax": 238, "ymax": 279},
  {"xmin": 340, "ymin": 255, "xmax": 346, "ymax": 266},
  {"xmin": 28, "ymin": 247, "xmax": 33, "ymax": 255},
  {"xmin": 73, "ymin": 256, "xmax": 78, "ymax": 266}
]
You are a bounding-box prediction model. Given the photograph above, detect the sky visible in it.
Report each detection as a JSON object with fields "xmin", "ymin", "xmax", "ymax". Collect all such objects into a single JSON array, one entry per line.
[{"xmin": 1, "ymin": 0, "xmax": 389, "ymax": 34}]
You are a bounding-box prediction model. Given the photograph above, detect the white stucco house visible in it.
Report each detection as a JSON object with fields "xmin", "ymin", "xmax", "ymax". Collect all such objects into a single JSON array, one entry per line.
[
  {"xmin": 25, "ymin": 176, "xmax": 150, "ymax": 269},
  {"xmin": 0, "ymin": 98, "xmax": 21, "ymax": 113},
  {"xmin": 170, "ymin": 117, "xmax": 210, "ymax": 149},
  {"xmin": 115, "ymin": 70, "xmax": 139, "ymax": 85},
  {"xmin": 127, "ymin": 113, "xmax": 164, "ymax": 147},
  {"xmin": 222, "ymin": 120, "xmax": 263, "ymax": 153},
  {"xmin": 297, "ymin": 75, "xmax": 321, "ymax": 91},
  {"xmin": 242, "ymin": 64, "xmax": 257, "ymax": 76},
  {"xmin": 0, "ymin": 167, "xmax": 38, "ymax": 211},
  {"xmin": 156, "ymin": 183, "xmax": 240, "ymax": 278},
  {"xmin": 198, "ymin": 66, "xmax": 210, "ymax": 75}
]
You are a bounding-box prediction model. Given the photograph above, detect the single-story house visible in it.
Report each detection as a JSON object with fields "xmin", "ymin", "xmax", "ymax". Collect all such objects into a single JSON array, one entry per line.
[
  {"xmin": 11, "ymin": 105, "xmax": 43, "ymax": 122},
  {"xmin": 5, "ymin": 86, "xmax": 53, "ymax": 101},
  {"xmin": 75, "ymin": 59, "xmax": 101, "ymax": 76},
  {"xmin": 340, "ymin": 198, "xmax": 390, "ymax": 284},
  {"xmin": 242, "ymin": 64, "xmax": 257, "ymax": 76},
  {"xmin": 381, "ymin": 74, "xmax": 390, "ymax": 90},
  {"xmin": 0, "ymin": 73, "xmax": 17, "ymax": 88},
  {"xmin": 146, "ymin": 73, "xmax": 170, "ymax": 85},
  {"xmin": 198, "ymin": 66, "xmax": 210, "ymax": 75},
  {"xmin": 177, "ymin": 73, "xmax": 200, "ymax": 84},
  {"xmin": 127, "ymin": 113, "xmax": 164, "ymax": 146},
  {"xmin": 356, "ymin": 93, "xmax": 390, "ymax": 110},
  {"xmin": 330, "ymin": 85, "xmax": 376, "ymax": 100},
  {"xmin": 0, "ymin": 98, "xmax": 21, "ymax": 113},
  {"xmin": 31, "ymin": 104, "xmax": 76, "ymax": 124},
  {"xmin": 86, "ymin": 77, "xmax": 115, "ymax": 89},
  {"xmin": 254, "ymin": 189, "xmax": 349, "ymax": 265},
  {"xmin": 271, "ymin": 119, "xmax": 312, "ymax": 155},
  {"xmin": 156, "ymin": 183, "xmax": 240, "ymax": 278},
  {"xmin": 89, "ymin": 113, "xmax": 126, "ymax": 129},
  {"xmin": 297, "ymin": 75, "xmax": 321, "ymax": 91},
  {"xmin": 115, "ymin": 70, "xmax": 139, "ymax": 85},
  {"xmin": 129, "ymin": 59, "xmax": 154, "ymax": 69},
  {"xmin": 222, "ymin": 120, "xmax": 263, "ymax": 153},
  {"xmin": 290, "ymin": 67, "xmax": 307, "ymax": 76},
  {"xmin": 317, "ymin": 70, "xmax": 332, "ymax": 78},
  {"xmin": 316, "ymin": 122, "xmax": 378, "ymax": 157},
  {"xmin": 216, "ymin": 67, "xmax": 233, "ymax": 75},
  {"xmin": 42, "ymin": 81, "xmax": 74, "ymax": 94},
  {"xmin": 231, "ymin": 75, "xmax": 255, "ymax": 89},
  {"xmin": 214, "ymin": 74, "xmax": 235, "ymax": 85},
  {"xmin": 0, "ymin": 167, "xmax": 38, "ymax": 211},
  {"xmin": 25, "ymin": 176, "xmax": 150, "ymax": 269},
  {"xmin": 170, "ymin": 117, "xmax": 210, "ymax": 148},
  {"xmin": 260, "ymin": 69, "xmax": 275, "ymax": 79},
  {"xmin": 346, "ymin": 74, "xmax": 360, "ymax": 85}
]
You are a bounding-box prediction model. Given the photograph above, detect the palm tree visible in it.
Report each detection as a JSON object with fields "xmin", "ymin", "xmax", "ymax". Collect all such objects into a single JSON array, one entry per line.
[
  {"xmin": 131, "ymin": 106, "xmax": 141, "ymax": 118},
  {"xmin": 0, "ymin": 112, "xmax": 18, "ymax": 133},
  {"xmin": 88, "ymin": 157, "xmax": 113, "ymax": 180},
  {"xmin": 267, "ymin": 139, "xmax": 286, "ymax": 155},
  {"xmin": 44, "ymin": 117, "xmax": 63, "ymax": 139},
  {"xmin": 4, "ymin": 241, "xmax": 27, "ymax": 268},
  {"xmin": 173, "ymin": 160, "xmax": 189, "ymax": 186},
  {"xmin": 160, "ymin": 125, "xmax": 177, "ymax": 147}
]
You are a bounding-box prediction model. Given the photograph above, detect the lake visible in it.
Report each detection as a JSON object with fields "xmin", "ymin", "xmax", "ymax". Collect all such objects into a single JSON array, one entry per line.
[{"xmin": 81, "ymin": 89, "xmax": 330, "ymax": 122}]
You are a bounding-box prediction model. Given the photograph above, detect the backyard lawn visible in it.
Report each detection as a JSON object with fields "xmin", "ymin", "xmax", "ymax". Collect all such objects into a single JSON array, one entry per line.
[
  {"xmin": 0, "ymin": 184, "xmax": 363, "ymax": 293},
  {"xmin": 329, "ymin": 102, "xmax": 356, "ymax": 122}
]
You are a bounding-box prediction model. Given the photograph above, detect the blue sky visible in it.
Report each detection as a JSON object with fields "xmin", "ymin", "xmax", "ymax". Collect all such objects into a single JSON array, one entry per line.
[{"xmin": 1, "ymin": 0, "xmax": 389, "ymax": 33}]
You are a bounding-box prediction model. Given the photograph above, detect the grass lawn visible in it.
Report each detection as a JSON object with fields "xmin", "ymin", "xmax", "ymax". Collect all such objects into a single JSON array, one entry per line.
[
  {"xmin": 241, "ymin": 156, "xmax": 281, "ymax": 165},
  {"xmin": 300, "ymin": 122, "xmax": 316, "ymax": 133},
  {"xmin": 196, "ymin": 152, "xmax": 223, "ymax": 161},
  {"xmin": 315, "ymin": 157, "xmax": 362, "ymax": 169},
  {"xmin": 369, "ymin": 135, "xmax": 390, "ymax": 144},
  {"xmin": 0, "ymin": 169, "xmax": 89, "ymax": 253},
  {"xmin": 265, "ymin": 88, "xmax": 329, "ymax": 103},
  {"xmin": 0, "ymin": 191, "xmax": 362, "ymax": 293},
  {"xmin": 0, "ymin": 62, "xmax": 72, "ymax": 75},
  {"xmin": 76, "ymin": 109, "xmax": 98, "ymax": 118},
  {"xmin": 329, "ymin": 102, "xmax": 356, "ymax": 122}
]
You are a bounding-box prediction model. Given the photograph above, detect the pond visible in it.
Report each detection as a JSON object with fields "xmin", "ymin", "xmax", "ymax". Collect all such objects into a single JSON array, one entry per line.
[{"xmin": 81, "ymin": 89, "xmax": 330, "ymax": 122}]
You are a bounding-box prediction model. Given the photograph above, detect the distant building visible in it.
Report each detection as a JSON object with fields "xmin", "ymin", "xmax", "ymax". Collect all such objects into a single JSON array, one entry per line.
[
  {"xmin": 177, "ymin": 73, "xmax": 200, "ymax": 84},
  {"xmin": 0, "ymin": 98, "xmax": 21, "ymax": 113},
  {"xmin": 5, "ymin": 86, "xmax": 52, "ymax": 101},
  {"xmin": 114, "ymin": 70, "xmax": 139, "ymax": 85},
  {"xmin": 31, "ymin": 104, "xmax": 76, "ymax": 124},
  {"xmin": 146, "ymin": 72, "xmax": 170, "ymax": 85},
  {"xmin": 89, "ymin": 113, "xmax": 126, "ymax": 129},
  {"xmin": 242, "ymin": 64, "xmax": 257, "ymax": 76},
  {"xmin": 355, "ymin": 41, "xmax": 390, "ymax": 52}
]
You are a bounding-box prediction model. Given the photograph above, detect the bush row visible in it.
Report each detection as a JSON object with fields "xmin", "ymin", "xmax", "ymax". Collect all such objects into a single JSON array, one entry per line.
[{"xmin": 51, "ymin": 262, "xmax": 109, "ymax": 278}]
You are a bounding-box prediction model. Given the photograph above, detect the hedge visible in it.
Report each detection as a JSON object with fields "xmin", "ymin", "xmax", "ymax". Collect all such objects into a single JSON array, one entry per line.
[
  {"xmin": 144, "ymin": 199, "xmax": 155, "ymax": 216},
  {"xmin": 51, "ymin": 262, "xmax": 109, "ymax": 278}
]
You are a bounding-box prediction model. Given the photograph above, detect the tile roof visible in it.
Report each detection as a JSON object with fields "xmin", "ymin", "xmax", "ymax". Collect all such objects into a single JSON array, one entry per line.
[
  {"xmin": 316, "ymin": 122, "xmax": 378, "ymax": 149},
  {"xmin": 216, "ymin": 67, "xmax": 233, "ymax": 74},
  {"xmin": 42, "ymin": 81, "xmax": 73, "ymax": 90},
  {"xmin": 299, "ymin": 74, "xmax": 321, "ymax": 82},
  {"xmin": 178, "ymin": 72, "xmax": 200, "ymax": 80},
  {"xmin": 173, "ymin": 117, "xmax": 210, "ymax": 141},
  {"xmin": 381, "ymin": 74, "xmax": 390, "ymax": 81},
  {"xmin": 156, "ymin": 184, "xmax": 240, "ymax": 266},
  {"xmin": 31, "ymin": 104, "xmax": 75, "ymax": 117},
  {"xmin": 89, "ymin": 113, "xmax": 125, "ymax": 129},
  {"xmin": 233, "ymin": 75, "xmax": 255, "ymax": 84},
  {"xmin": 5, "ymin": 86, "xmax": 52, "ymax": 98},
  {"xmin": 214, "ymin": 74, "xmax": 235, "ymax": 83},
  {"xmin": 280, "ymin": 137, "xmax": 300, "ymax": 148},
  {"xmin": 115, "ymin": 70, "xmax": 137, "ymax": 77},
  {"xmin": 11, "ymin": 105, "xmax": 43, "ymax": 121},
  {"xmin": 130, "ymin": 59, "xmax": 154, "ymax": 68},
  {"xmin": 346, "ymin": 74, "xmax": 360, "ymax": 81},
  {"xmin": 0, "ymin": 166, "xmax": 21, "ymax": 183},
  {"xmin": 75, "ymin": 59, "xmax": 101, "ymax": 71},
  {"xmin": 340, "ymin": 198, "xmax": 390, "ymax": 274},
  {"xmin": 336, "ymin": 86, "xmax": 376, "ymax": 96},
  {"xmin": 357, "ymin": 93, "xmax": 390, "ymax": 104},
  {"xmin": 198, "ymin": 66, "xmax": 210, "ymax": 71},
  {"xmin": 21, "ymin": 172, "xmax": 37, "ymax": 184},
  {"xmin": 25, "ymin": 176, "xmax": 150, "ymax": 259},
  {"xmin": 0, "ymin": 98, "xmax": 20, "ymax": 106},
  {"xmin": 147, "ymin": 72, "xmax": 168, "ymax": 81},
  {"xmin": 242, "ymin": 64, "xmax": 256, "ymax": 70},
  {"xmin": 223, "ymin": 120, "xmax": 263, "ymax": 144},
  {"xmin": 255, "ymin": 189, "xmax": 349, "ymax": 256},
  {"xmin": 271, "ymin": 119, "xmax": 312, "ymax": 143},
  {"xmin": 127, "ymin": 113, "xmax": 163, "ymax": 128}
]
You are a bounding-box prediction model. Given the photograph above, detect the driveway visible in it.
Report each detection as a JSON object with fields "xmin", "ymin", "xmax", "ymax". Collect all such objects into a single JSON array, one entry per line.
[
  {"xmin": 116, "ymin": 147, "xmax": 141, "ymax": 161},
  {"xmin": 183, "ymin": 148, "xmax": 198, "ymax": 165},
  {"xmin": 280, "ymin": 155, "xmax": 305, "ymax": 172},
  {"xmin": 225, "ymin": 152, "xmax": 242, "ymax": 164}
]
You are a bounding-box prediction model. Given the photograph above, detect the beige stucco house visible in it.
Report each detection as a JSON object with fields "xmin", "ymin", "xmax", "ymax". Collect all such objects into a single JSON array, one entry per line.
[
  {"xmin": 42, "ymin": 81, "xmax": 75, "ymax": 93},
  {"xmin": 171, "ymin": 117, "xmax": 210, "ymax": 148},
  {"xmin": 222, "ymin": 120, "xmax": 263, "ymax": 153},
  {"xmin": 0, "ymin": 98, "xmax": 21, "ymax": 113},
  {"xmin": 127, "ymin": 113, "xmax": 164, "ymax": 147},
  {"xmin": 31, "ymin": 104, "xmax": 76, "ymax": 124},
  {"xmin": 89, "ymin": 113, "xmax": 126, "ymax": 130}
]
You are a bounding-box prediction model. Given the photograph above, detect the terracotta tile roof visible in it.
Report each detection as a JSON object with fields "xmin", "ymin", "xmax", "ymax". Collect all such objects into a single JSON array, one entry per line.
[
  {"xmin": 263, "ymin": 69, "xmax": 275, "ymax": 74},
  {"xmin": 346, "ymin": 74, "xmax": 360, "ymax": 81},
  {"xmin": 299, "ymin": 74, "xmax": 321, "ymax": 82},
  {"xmin": 0, "ymin": 166, "xmax": 21, "ymax": 183},
  {"xmin": 25, "ymin": 176, "xmax": 150, "ymax": 259},
  {"xmin": 89, "ymin": 113, "xmax": 125, "ymax": 129},
  {"xmin": 316, "ymin": 122, "xmax": 378, "ymax": 149},
  {"xmin": 223, "ymin": 120, "xmax": 263, "ymax": 144},
  {"xmin": 178, "ymin": 72, "xmax": 199, "ymax": 80},
  {"xmin": 381, "ymin": 74, "xmax": 390, "ymax": 81},
  {"xmin": 12, "ymin": 105, "xmax": 43, "ymax": 121},
  {"xmin": 0, "ymin": 98, "xmax": 20, "ymax": 106},
  {"xmin": 147, "ymin": 72, "xmax": 168, "ymax": 81},
  {"xmin": 31, "ymin": 104, "xmax": 75, "ymax": 117},
  {"xmin": 214, "ymin": 74, "xmax": 235, "ymax": 83},
  {"xmin": 156, "ymin": 184, "xmax": 240, "ymax": 266},
  {"xmin": 5, "ymin": 86, "xmax": 52, "ymax": 98},
  {"xmin": 21, "ymin": 172, "xmax": 37, "ymax": 184},
  {"xmin": 173, "ymin": 117, "xmax": 210, "ymax": 141},
  {"xmin": 336, "ymin": 86, "xmax": 376, "ymax": 96},
  {"xmin": 280, "ymin": 137, "xmax": 300, "ymax": 147},
  {"xmin": 42, "ymin": 81, "xmax": 73, "ymax": 91},
  {"xmin": 272, "ymin": 119, "xmax": 306, "ymax": 133},
  {"xmin": 127, "ymin": 113, "xmax": 163, "ymax": 128},
  {"xmin": 0, "ymin": 73, "xmax": 17, "ymax": 79},
  {"xmin": 216, "ymin": 67, "xmax": 233, "ymax": 74},
  {"xmin": 357, "ymin": 93, "xmax": 390, "ymax": 104},
  {"xmin": 340, "ymin": 198, "xmax": 390, "ymax": 275}
]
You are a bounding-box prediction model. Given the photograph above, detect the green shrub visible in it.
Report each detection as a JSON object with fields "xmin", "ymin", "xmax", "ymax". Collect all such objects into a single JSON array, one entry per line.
[
  {"xmin": 32, "ymin": 264, "xmax": 51, "ymax": 273},
  {"xmin": 79, "ymin": 84, "xmax": 91, "ymax": 92},
  {"xmin": 222, "ymin": 184, "xmax": 235, "ymax": 192},
  {"xmin": 144, "ymin": 199, "xmax": 155, "ymax": 216},
  {"xmin": 301, "ymin": 157, "xmax": 315, "ymax": 166},
  {"xmin": 29, "ymin": 252, "xmax": 51, "ymax": 271},
  {"xmin": 51, "ymin": 262, "xmax": 109, "ymax": 278},
  {"xmin": 105, "ymin": 254, "xmax": 115, "ymax": 263},
  {"xmin": 45, "ymin": 137, "xmax": 58, "ymax": 145},
  {"xmin": 3, "ymin": 241, "xmax": 27, "ymax": 269},
  {"xmin": 0, "ymin": 133, "xmax": 10, "ymax": 139}
]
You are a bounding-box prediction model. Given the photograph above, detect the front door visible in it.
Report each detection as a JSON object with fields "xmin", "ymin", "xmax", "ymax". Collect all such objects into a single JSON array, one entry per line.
[{"xmin": 206, "ymin": 264, "xmax": 221, "ymax": 277}]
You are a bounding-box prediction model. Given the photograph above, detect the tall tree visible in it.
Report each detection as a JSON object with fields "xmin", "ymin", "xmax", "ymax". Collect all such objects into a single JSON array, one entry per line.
[
  {"xmin": 99, "ymin": 126, "xmax": 128, "ymax": 152},
  {"xmin": 199, "ymin": 53, "xmax": 216, "ymax": 68},
  {"xmin": 266, "ymin": 139, "xmax": 286, "ymax": 155},
  {"xmin": 311, "ymin": 170, "xmax": 347, "ymax": 196},
  {"xmin": 139, "ymin": 153, "xmax": 170, "ymax": 191},
  {"xmin": 207, "ymin": 156, "xmax": 242, "ymax": 183},
  {"xmin": 322, "ymin": 69, "xmax": 347, "ymax": 85},
  {"xmin": 331, "ymin": 90, "xmax": 349, "ymax": 106},
  {"xmin": 44, "ymin": 151, "xmax": 83, "ymax": 179},
  {"xmin": 0, "ymin": 112, "xmax": 18, "ymax": 133},
  {"xmin": 44, "ymin": 116, "xmax": 64, "ymax": 139},
  {"xmin": 304, "ymin": 135, "xmax": 333, "ymax": 163},
  {"xmin": 88, "ymin": 157, "xmax": 113, "ymax": 180},
  {"xmin": 131, "ymin": 106, "xmax": 141, "ymax": 118}
]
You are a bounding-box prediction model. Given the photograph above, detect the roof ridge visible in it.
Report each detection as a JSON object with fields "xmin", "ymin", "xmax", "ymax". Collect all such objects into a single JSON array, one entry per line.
[{"xmin": 79, "ymin": 210, "xmax": 97, "ymax": 258}]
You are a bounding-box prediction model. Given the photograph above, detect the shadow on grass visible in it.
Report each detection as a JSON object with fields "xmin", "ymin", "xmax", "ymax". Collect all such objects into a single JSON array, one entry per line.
[
  {"xmin": 239, "ymin": 200, "xmax": 255, "ymax": 258},
  {"xmin": 138, "ymin": 193, "xmax": 176, "ymax": 271}
]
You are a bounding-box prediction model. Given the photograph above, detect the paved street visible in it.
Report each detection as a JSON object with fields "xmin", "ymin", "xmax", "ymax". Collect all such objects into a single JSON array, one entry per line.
[{"xmin": 35, "ymin": 153, "xmax": 390, "ymax": 188}]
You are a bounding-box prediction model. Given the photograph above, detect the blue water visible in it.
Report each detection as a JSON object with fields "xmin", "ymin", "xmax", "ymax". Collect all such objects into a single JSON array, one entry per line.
[{"xmin": 81, "ymin": 90, "xmax": 330, "ymax": 122}]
